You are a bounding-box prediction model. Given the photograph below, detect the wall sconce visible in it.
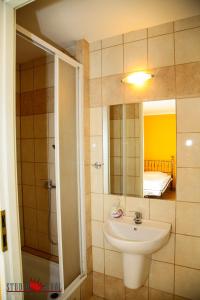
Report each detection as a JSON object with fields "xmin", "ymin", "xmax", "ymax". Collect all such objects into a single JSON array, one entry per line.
[{"xmin": 122, "ymin": 71, "xmax": 154, "ymax": 86}]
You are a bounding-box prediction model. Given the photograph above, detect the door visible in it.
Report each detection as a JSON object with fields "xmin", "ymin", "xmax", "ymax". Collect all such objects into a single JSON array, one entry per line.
[{"xmin": 54, "ymin": 56, "xmax": 86, "ymax": 296}]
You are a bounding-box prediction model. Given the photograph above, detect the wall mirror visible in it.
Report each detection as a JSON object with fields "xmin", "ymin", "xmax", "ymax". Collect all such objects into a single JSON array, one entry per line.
[{"xmin": 103, "ymin": 99, "xmax": 176, "ymax": 200}]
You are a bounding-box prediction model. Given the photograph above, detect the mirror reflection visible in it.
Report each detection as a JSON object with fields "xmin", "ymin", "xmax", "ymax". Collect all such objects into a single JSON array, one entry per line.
[{"xmin": 104, "ymin": 99, "xmax": 176, "ymax": 200}]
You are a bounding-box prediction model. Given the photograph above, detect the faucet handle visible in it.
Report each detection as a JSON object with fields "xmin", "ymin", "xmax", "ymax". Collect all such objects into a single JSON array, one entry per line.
[
  {"xmin": 134, "ymin": 211, "xmax": 142, "ymax": 224},
  {"xmin": 135, "ymin": 211, "xmax": 142, "ymax": 218}
]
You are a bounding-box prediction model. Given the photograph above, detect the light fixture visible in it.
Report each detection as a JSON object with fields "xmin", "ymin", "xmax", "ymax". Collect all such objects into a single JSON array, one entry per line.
[{"xmin": 122, "ymin": 71, "xmax": 154, "ymax": 86}]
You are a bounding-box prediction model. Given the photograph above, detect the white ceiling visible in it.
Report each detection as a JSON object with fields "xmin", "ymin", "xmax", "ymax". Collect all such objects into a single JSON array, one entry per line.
[
  {"xmin": 143, "ymin": 100, "xmax": 176, "ymax": 116},
  {"xmin": 17, "ymin": 0, "xmax": 200, "ymax": 49}
]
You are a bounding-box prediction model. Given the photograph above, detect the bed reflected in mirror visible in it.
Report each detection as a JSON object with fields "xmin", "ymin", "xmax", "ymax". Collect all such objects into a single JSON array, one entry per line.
[
  {"xmin": 143, "ymin": 100, "xmax": 176, "ymax": 200},
  {"xmin": 103, "ymin": 99, "xmax": 176, "ymax": 200}
]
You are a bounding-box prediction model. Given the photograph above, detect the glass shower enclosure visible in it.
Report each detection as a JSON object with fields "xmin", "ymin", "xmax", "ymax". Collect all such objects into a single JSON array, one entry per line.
[{"xmin": 16, "ymin": 25, "xmax": 86, "ymax": 299}]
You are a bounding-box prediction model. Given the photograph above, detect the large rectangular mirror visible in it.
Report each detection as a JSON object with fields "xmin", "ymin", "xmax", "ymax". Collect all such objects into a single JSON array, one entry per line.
[{"xmin": 103, "ymin": 99, "xmax": 176, "ymax": 200}]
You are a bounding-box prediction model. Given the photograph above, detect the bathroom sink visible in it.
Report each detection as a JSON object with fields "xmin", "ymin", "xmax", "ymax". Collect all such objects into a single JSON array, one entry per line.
[
  {"xmin": 104, "ymin": 216, "xmax": 171, "ymax": 255},
  {"xmin": 103, "ymin": 216, "xmax": 171, "ymax": 289}
]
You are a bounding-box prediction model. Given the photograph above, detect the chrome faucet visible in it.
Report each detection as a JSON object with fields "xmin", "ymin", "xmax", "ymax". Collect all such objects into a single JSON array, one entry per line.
[{"xmin": 134, "ymin": 211, "xmax": 142, "ymax": 224}]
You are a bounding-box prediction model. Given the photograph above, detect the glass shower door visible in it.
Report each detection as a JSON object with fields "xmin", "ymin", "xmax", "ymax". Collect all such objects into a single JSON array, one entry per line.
[{"xmin": 54, "ymin": 56, "xmax": 86, "ymax": 294}]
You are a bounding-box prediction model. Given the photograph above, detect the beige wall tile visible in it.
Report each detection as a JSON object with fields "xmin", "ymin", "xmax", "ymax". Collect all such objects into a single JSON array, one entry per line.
[
  {"xmin": 33, "ymin": 89, "xmax": 49, "ymax": 114},
  {"xmin": 175, "ymin": 234, "xmax": 200, "ymax": 269},
  {"xmin": 91, "ymin": 193, "xmax": 104, "ymax": 221},
  {"xmin": 92, "ymin": 221, "xmax": 104, "ymax": 248},
  {"xmin": 22, "ymin": 185, "xmax": 36, "ymax": 209},
  {"xmin": 34, "ymin": 139, "xmax": 48, "ymax": 163},
  {"xmin": 91, "ymin": 166, "xmax": 103, "ymax": 193},
  {"xmin": 21, "ymin": 116, "xmax": 34, "ymax": 139},
  {"xmin": 177, "ymin": 167, "xmax": 200, "ymax": 203},
  {"xmin": 102, "ymin": 35, "xmax": 123, "ymax": 48},
  {"xmin": 34, "ymin": 63, "xmax": 54, "ymax": 89},
  {"xmin": 175, "ymin": 265, "xmax": 200, "ymax": 299},
  {"xmin": 149, "ymin": 288, "xmax": 173, "ymax": 300},
  {"xmin": 149, "ymin": 260, "xmax": 174, "ymax": 294},
  {"xmin": 110, "ymin": 120, "xmax": 122, "ymax": 138},
  {"xmin": 177, "ymin": 133, "xmax": 200, "ymax": 167},
  {"xmin": 24, "ymin": 207, "xmax": 37, "ymax": 231},
  {"xmin": 87, "ymin": 247, "xmax": 93, "ymax": 274},
  {"xmin": 35, "ymin": 163, "xmax": 48, "ymax": 186},
  {"xmin": 175, "ymin": 15, "xmax": 200, "ymax": 31},
  {"xmin": 150, "ymin": 199, "xmax": 175, "ymax": 232},
  {"xmin": 126, "ymin": 286, "xmax": 148, "ymax": 300},
  {"xmin": 21, "ymin": 91, "xmax": 34, "ymax": 116},
  {"xmin": 105, "ymin": 250, "xmax": 123, "ymax": 279},
  {"xmin": 80, "ymin": 273, "xmax": 93, "ymax": 300},
  {"xmin": 152, "ymin": 233, "xmax": 175, "ymax": 264},
  {"xmin": 177, "ymin": 97, "xmax": 200, "ymax": 132},
  {"xmin": 90, "ymin": 78, "xmax": 102, "ymax": 107},
  {"xmin": 176, "ymin": 201, "xmax": 200, "ymax": 236},
  {"xmin": 110, "ymin": 138, "xmax": 122, "ymax": 157},
  {"xmin": 37, "ymin": 232, "xmax": 51, "ymax": 253},
  {"xmin": 126, "ymin": 197, "xmax": 149, "ymax": 219},
  {"xmin": 22, "ymin": 162, "xmax": 35, "ymax": 185},
  {"xmin": 176, "ymin": 62, "xmax": 200, "ymax": 98},
  {"xmin": 111, "ymin": 157, "xmax": 122, "ymax": 175},
  {"xmin": 175, "ymin": 27, "xmax": 200, "ymax": 64},
  {"xmin": 36, "ymin": 186, "xmax": 49, "ymax": 211},
  {"xmin": 90, "ymin": 40, "xmax": 101, "ymax": 52},
  {"xmin": 93, "ymin": 271, "xmax": 105, "ymax": 298},
  {"xmin": 90, "ymin": 107, "xmax": 102, "ymax": 136},
  {"xmin": 148, "ymin": 34, "xmax": 174, "ymax": 68},
  {"xmin": 93, "ymin": 247, "xmax": 105, "ymax": 273},
  {"xmin": 148, "ymin": 22, "xmax": 173, "ymax": 37},
  {"xmin": 124, "ymin": 29, "xmax": 147, "ymax": 43},
  {"xmin": 90, "ymin": 136, "xmax": 103, "ymax": 163},
  {"xmin": 104, "ymin": 194, "xmax": 125, "ymax": 221},
  {"xmin": 21, "ymin": 139, "xmax": 34, "ymax": 162},
  {"xmin": 124, "ymin": 39, "xmax": 147, "ymax": 72},
  {"xmin": 105, "ymin": 275, "xmax": 125, "ymax": 300},
  {"xmin": 102, "ymin": 45, "xmax": 123, "ymax": 77},
  {"xmin": 21, "ymin": 68, "xmax": 34, "ymax": 92},
  {"xmin": 37, "ymin": 210, "xmax": 48, "ymax": 234},
  {"xmin": 24, "ymin": 229, "xmax": 38, "ymax": 248},
  {"xmin": 90, "ymin": 50, "xmax": 101, "ymax": 79},
  {"xmin": 69, "ymin": 287, "xmax": 80, "ymax": 300},
  {"xmin": 34, "ymin": 114, "xmax": 48, "ymax": 138},
  {"xmin": 102, "ymin": 74, "xmax": 124, "ymax": 105}
]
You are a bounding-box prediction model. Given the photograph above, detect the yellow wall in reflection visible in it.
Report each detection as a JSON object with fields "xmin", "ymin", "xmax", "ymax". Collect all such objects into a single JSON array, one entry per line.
[{"xmin": 144, "ymin": 114, "xmax": 176, "ymax": 161}]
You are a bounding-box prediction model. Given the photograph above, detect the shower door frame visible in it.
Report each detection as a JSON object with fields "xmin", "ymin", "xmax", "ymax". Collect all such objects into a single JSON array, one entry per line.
[{"xmin": 16, "ymin": 25, "xmax": 87, "ymax": 298}]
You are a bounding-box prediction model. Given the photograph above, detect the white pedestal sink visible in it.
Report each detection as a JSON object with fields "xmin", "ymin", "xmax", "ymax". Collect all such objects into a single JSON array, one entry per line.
[{"xmin": 103, "ymin": 216, "xmax": 171, "ymax": 289}]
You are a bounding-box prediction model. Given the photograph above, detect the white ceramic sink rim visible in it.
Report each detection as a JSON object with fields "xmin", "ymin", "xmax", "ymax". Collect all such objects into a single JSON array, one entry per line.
[{"xmin": 103, "ymin": 216, "xmax": 171, "ymax": 255}]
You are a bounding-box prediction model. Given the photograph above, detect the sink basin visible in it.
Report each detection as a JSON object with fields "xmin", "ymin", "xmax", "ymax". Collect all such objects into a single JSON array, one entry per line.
[{"xmin": 103, "ymin": 216, "xmax": 171, "ymax": 289}]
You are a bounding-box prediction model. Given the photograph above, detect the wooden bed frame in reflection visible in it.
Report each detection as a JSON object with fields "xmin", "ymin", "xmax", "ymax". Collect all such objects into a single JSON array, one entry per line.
[{"xmin": 144, "ymin": 156, "xmax": 175, "ymax": 191}]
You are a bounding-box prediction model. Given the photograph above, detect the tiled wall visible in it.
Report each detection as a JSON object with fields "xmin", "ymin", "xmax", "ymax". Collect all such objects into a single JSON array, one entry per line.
[
  {"xmin": 16, "ymin": 56, "xmax": 58, "ymax": 257},
  {"xmin": 110, "ymin": 105, "xmax": 123, "ymax": 194},
  {"xmin": 89, "ymin": 15, "xmax": 200, "ymax": 300},
  {"xmin": 109, "ymin": 103, "xmax": 142, "ymax": 196}
]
